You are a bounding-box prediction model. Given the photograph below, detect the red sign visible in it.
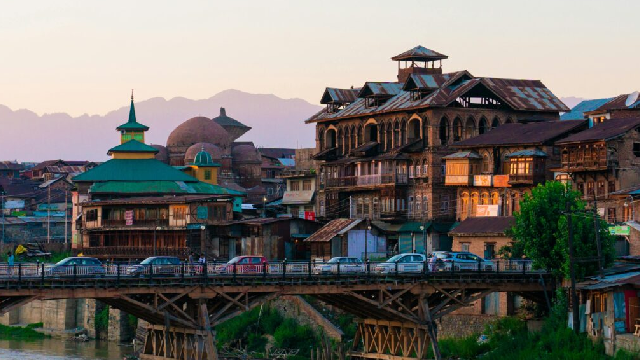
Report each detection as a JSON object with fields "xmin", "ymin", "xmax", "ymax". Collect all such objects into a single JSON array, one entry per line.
[
  {"xmin": 493, "ymin": 175, "xmax": 511, "ymax": 188},
  {"xmin": 304, "ymin": 211, "xmax": 316, "ymax": 221}
]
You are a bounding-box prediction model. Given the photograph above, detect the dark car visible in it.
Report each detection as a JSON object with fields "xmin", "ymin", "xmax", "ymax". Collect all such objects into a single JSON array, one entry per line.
[
  {"xmin": 127, "ymin": 256, "xmax": 181, "ymax": 277},
  {"xmin": 47, "ymin": 257, "xmax": 106, "ymax": 277}
]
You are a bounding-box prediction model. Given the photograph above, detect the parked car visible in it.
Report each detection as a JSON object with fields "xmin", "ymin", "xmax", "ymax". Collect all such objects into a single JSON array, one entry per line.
[
  {"xmin": 47, "ymin": 257, "xmax": 106, "ymax": 277},
  {"xmin": 127, "ymin": 256, "xmax": 181, "ymax": 277},
  {"xmin": 214, "ymin": 256, "xmax": 268, "ymax": 274},
  {"xmin": 432, "ymin": 251, "xmax": 494, "ymax": 271},
  {"xmin": 374, "ymin": 253, "xmax": 426, "ymax": 274},
  {"xmin": 313, "ymin": 257, "xmax": 364, "ymax": 274}
]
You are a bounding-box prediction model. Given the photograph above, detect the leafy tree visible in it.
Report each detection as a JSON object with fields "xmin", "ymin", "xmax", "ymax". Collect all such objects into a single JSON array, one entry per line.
[{"xmin": 504, "ymin": 181, "xmax": 615, "ymax": 279}]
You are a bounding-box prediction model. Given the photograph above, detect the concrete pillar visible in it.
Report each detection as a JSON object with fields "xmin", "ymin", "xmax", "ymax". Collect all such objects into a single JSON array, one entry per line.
[{"xmin": 107, "ymin": 308, "xmax": 135, "ymax": 342}]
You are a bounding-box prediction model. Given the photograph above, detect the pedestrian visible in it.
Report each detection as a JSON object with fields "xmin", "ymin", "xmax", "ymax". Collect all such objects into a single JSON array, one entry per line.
[
  {"xmin": 7, "ymin": 251, "xmax": 14, "ymax": 276},
  {"xmin": 428, "ymin": 253, "xmax": 437, "ymax": 272},
  {"xmin": 188, "ymin": 252, "xmax": 196, "ymax": 275}
]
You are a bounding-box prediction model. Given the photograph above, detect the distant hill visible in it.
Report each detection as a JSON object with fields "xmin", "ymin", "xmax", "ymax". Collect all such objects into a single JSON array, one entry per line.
[
  {"xmin": 560, "ymin": 97, "xmax": 585, "ymax": 110},
  {"xmin": 0, "ymin": 89, "xmax": 322, "ymax": 162}
]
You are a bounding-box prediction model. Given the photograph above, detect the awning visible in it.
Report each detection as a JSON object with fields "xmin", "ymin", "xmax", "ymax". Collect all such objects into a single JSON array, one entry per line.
[
  {"xmin": 399, "ymin": 222, "xmax": 430, "ymax": 233},
  {"xmin": 305, "ymin": 218, "xmax": 361, "ymax": 242},
  {"xmin": 282, "ymin": 191, "xmax": 315, "ymax": 205}
]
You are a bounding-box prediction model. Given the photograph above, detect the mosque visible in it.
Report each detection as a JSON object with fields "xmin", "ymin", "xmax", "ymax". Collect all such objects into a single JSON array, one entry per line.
[{"xmin": 151, "ymin": 108, "xmax": 268, "ymax": 203}]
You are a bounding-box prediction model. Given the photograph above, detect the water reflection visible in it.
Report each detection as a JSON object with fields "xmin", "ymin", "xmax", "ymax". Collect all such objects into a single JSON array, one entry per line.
[{"xmin": 0, "ymin": 338, "xmax": 133, "ymax": 359}]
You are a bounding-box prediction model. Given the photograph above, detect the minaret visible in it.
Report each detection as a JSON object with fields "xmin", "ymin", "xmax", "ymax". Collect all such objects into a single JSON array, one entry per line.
[{"xmin": 116, "ymin": 90, "xmax": 150, "ymax": 144}]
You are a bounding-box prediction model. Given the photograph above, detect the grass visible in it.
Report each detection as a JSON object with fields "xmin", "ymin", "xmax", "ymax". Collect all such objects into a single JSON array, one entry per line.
[{"xmin": 0, "ymin": 323, "xmax": 47, "ymax": 340}]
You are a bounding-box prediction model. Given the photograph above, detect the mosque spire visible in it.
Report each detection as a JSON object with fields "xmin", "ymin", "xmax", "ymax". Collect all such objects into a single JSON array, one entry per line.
[{"xmin": 128, "ymin": 89, "xmax": 136, "ymax": 123}]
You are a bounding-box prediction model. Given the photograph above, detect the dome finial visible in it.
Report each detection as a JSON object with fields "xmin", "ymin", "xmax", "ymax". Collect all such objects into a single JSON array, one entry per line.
[
  {"xmin": 131, "ymin": 89, "xmax": 134, "ymax": 101},
  {"xmin": 220, "ymin": 107, "xmax": 226, "ymax": 117}
]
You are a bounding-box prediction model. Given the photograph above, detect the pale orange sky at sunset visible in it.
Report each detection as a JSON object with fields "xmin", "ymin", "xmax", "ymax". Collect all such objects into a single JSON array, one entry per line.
[{"xmin": 0, "ymin": 0, "xmax": 639, "ymax": 116}]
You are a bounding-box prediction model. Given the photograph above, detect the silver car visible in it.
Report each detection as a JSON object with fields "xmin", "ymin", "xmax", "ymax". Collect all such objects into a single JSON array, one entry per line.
[
  {"xmin": 374, "ymin": 253, "xmax": 426, "ymax": 274},
  {"xmin": 314, "ymin": 257, "xmax": 364, "ymax": 274},
  {"xmin": 432, "ymin": 251, "xmax": 494, "ymax": 271}
]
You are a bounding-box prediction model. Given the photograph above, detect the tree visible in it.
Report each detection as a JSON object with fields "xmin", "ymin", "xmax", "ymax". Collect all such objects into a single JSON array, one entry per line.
[{"xmin": 504, "ymin": 181, "xmax": 615, "ymax": 279}]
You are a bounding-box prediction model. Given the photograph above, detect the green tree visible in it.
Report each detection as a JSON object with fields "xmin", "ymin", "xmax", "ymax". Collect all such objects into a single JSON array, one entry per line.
[{"xmin": 504, "ymin": 181, "xmax": 615, "ymax": 279}]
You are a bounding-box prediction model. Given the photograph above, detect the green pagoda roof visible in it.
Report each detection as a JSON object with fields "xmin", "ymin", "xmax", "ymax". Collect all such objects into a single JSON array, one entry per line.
[
  {"xmin": 73, "ymin": 159, "xmax": 197, "ymax": 182},
  {"xmin": 116, "ymin": 97, "xmax": 150, "ymax": 131},
  {"xmin": 89, "ymin": 180, "xmax": 245, "ymax": 196},
  {"xmin": 107, "ymin": 140, "xmax": 159, "ymax": 154}
]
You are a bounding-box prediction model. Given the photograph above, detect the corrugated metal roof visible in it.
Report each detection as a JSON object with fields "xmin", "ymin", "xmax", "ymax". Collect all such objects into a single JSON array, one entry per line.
[
  {"xmin": 454, "ymin": 120, "xmax": 586, "ymax": 147},
  {"xmin": 592, "ymin": 93, "xmax": 640, "ymax": 112},
  {"xmin": 307, "ymin": 72, "xmax": 568, "ymax": 123},
  {"xmin": 450, "ymin": 217, "xmax": 514, "ymax": 235},
  {"xmin": 561, "ymin": 98, "xmax": 614, "ymax": 120},
  {"xmin": 321, "ymin": 88, "xmax": 359, "ymax": 105},
  {"xmin": 89, "ymin": 180, "xmax": 245, "ymax": 196},
  {"xmin": 74, "ymin": 159, "xmax": 197, "ymax": 182},
  {"xmin": 443, "ymin": 151, "xmax": 481, "ymax": 159},
  {"xmin": 0, "ymin": 162, "xmax": 24, "ymax": 171},
  {"xmin": 505, "ymin": 149, "xmax": 548, "ymax": 158},
  {"xmin": 391, "ymin": 46, "xmax": 448, "ymax": 61},
  {"xmin": 304, "ymin": 218, "xmax": 361, "ymax": 242},
  {"xmin": 107, "ymin": 140, "xmax": 159, "ymax": 154},
  {"xmin": 557, "ymin": 117, "xmax": 640, "ymax": 144}
]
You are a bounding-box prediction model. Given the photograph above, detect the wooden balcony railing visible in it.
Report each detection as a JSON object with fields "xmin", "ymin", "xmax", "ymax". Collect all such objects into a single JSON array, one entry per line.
[
  {"xmin": 508, "ymin": 174, "xmax": 546, "ymax": 185},
  {"xmin": 324, "ymin": 174, "xmax": 408, "ymax": 188}
]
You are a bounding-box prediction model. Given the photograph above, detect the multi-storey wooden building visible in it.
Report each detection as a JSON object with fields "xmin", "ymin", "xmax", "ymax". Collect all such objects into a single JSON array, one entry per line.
[
  {"xmin": 306, "ymin": 45, "xmax": 569, "ymax": 249},
  {"xmin": 445, "ymin": 120, "xmax": 587, "ymax": 221}
]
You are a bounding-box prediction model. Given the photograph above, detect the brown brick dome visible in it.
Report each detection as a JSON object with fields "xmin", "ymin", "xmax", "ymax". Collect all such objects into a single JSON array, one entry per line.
[
  {"xmin": 166, "ymin": 117, "xmax": 232, "ymax": 149},
  {"xmin": 150, "ymin": 144, "xmax": 169, "ymax": 163},
  {"xmin": 184, "ymin": 143, "xmax": 223, "ymax": 164},
  {"xmin": 231, "ymin": 144, "xmax": 261, "ymax": 163}
]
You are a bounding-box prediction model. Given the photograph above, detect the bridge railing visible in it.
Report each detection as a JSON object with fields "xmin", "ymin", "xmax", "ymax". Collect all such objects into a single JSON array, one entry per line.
[{"xmin": 0, "ymin": 259, "xmax": 543, "ymax": 280}]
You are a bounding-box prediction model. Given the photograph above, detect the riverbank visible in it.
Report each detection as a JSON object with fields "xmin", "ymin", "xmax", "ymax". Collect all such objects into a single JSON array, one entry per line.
[{"xmin": 0, "ymin": 323, "xmax": 46, "ymax": 340}]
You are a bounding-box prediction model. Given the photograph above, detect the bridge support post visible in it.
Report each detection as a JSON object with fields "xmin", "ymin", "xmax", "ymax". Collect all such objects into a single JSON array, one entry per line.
[
  {"xmin": 350, "ymin": 319, "xmax": 431, "ymax": 359},
  {"xmin": 140, "ymin": 324, "xmax": 217, "ymax": 360}
]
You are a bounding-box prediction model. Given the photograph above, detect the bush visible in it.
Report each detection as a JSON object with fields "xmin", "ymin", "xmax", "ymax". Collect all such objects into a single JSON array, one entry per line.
[
  {"xmin": 0, "ymin": 323, "xmax": 46, "ymax": 340},
  {"xmin": 95, "ymin": 305, "xmax": 109, "ymax": 331}
]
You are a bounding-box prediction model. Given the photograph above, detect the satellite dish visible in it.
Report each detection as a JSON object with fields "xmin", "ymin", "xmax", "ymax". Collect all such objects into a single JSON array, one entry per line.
[{"xmin": 625, "ymin": 91, "xmax": 639, "ymax": 107}]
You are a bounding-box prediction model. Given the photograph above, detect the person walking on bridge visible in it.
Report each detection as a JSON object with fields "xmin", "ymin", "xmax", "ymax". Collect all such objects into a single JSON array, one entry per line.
[{"xmin": 6, "ymin": 251, "xmax": 14, "ymax": 276}]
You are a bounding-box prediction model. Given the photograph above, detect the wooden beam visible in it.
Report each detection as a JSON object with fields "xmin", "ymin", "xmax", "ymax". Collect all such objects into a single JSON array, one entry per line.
[{"xmin": 346, "ymin": 291, "xmax": 419, "ymax": 323}]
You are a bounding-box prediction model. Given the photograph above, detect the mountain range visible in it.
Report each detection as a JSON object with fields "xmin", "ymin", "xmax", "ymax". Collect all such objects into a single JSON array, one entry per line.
[
  {"xmin": 0, "ymin": 92, "xmax": 583, "ymax": 162},
  {"xmin": 0, "ymin": 89, "xmax": 322, "ymax": 162}
]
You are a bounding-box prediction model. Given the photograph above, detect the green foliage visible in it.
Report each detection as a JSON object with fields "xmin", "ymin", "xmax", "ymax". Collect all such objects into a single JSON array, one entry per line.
[
  {"xmin": 0, "ymin": 323, "xmax": 46, "ymax": 340},
  {"xmin": 505, "ymin": 181, "xmax": 615, "ymax": 279},
  {"xmin": 215, "ymin": 305, "xmax": 318, "ymax": 358},
  {"xmin": 336, "ymin": 313, "xmax": 357, "ymax": 340},
  {"xmin": 127, "ymin": 314, "xmax": 138, "ymax": 329},
  {"xmin": 95, "ymin": 305, "xmax": 109, "ymax": 331}
]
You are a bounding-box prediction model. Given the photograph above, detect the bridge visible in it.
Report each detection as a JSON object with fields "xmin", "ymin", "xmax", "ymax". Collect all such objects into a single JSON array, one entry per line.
[{"xmin": 0, "ymin": 261, "xmax": 554, "ymax": 360}]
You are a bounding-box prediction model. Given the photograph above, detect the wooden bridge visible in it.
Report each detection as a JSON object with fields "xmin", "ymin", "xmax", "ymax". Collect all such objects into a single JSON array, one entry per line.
[{"xmin": 0, "ymin": 264, "xmax": 554, "ymax": 360}]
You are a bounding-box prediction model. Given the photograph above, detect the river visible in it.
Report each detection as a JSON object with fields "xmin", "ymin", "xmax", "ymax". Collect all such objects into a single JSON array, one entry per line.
[{"xmin": 0, "ymin": 338, "xmax": 134, "ymax": 359}]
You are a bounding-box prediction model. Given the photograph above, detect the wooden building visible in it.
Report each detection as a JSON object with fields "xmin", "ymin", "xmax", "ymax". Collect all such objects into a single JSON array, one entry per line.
[{"xmin": 306, "ymin": 45, "xmax": 569, "ymax": 250}]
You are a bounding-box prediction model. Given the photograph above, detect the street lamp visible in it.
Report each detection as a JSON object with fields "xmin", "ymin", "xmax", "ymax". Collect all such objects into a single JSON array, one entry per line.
[
  {"xmin": 262, "ymin": 196, "xmax": 267, "ymax": 218},
  {"xmin": 1, "ymin": 190, "xmax": 4, "ymax": 246},
  {"xmin": 364, "ymin": 219, "xmax": 371, "ymax": 261},
  {"xmin": 419, "ymin": 225, "xmax": 425, "ymax": 254}
]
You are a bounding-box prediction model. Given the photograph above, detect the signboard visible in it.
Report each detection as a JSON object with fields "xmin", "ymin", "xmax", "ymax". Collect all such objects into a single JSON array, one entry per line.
[
  {"xmin": 445, "ymin": 175, "xmax": 471, "ymax": 185},
  {"xmin": 125, "ymin": 210, "xmax": 134, "ymax": 226},
  {"xmin": 10, "ymin": 211, "xmax": 26, "ymax": 217},
  {"xmin": 304, "ymin": 211, "xmax": 316, "ymax": 221},
  {"xmin": 197, "ymin": 206, "xmax": 208, "ymax": 220},
  {"xmin": 187, "ymin": 223, "xmax": 205, "ymax": 230},
  {"xmin": 476, "ymin": 205, "xmax": 500, "ymax": 217},
  {"xmin": 609, "ymin": 225, "xmax": 630, "ymax": 236},
  {"xmin": 493, "ymin": 175, "xmax": 511, "ymax": 188},
  {"xmin": 4, "ymin": 200, "xmax": 25, "ymax": 210},
  {"xmin": 474, "ymin": 175, "xmax": 492, "ymax": 187}
]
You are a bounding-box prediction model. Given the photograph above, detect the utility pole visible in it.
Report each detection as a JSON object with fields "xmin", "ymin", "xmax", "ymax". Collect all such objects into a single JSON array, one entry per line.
[
  {"xmin": 64, "ymin": 190, "xmax": 68, "ymax": 245},
  {"xmin": 566, "ymin": 201, "xmax": 579, "ymax": 334},
  {"xmin": 1, "ymin": 191, "xmax": 5, "ymax": 246},
  {"xmin": 47, "ymin": 186, "xmax": 51, "ymax": 244},
  {"xmin": 593, "ymin": 197, "xmax": 604, "ymax": 279}
]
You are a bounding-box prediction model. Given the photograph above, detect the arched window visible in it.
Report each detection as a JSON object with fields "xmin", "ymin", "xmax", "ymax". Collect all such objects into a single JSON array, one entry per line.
[
  {"xmin": 400, "ymin": 120, "xmax": 407, "ymax": 146},
  {"xmin": 461, "ymin": 192, "xmax": 469, "ymax": 219},
  {"xmin": 325, "ymin": 129, "xmax": 337, "ymax": 149},
  {"xmin": 364, "ymin": 123, "xmax": 378, "ymax": 142},
  {"xmin": 357, "ymin": 125, "xmax": 364, "ymax": 146},
  {"xmin": 350, "ymin": 126, "xmax": 356, "ymax": 152},
  {"xmin": 408, "ymin": 118, "xmax": 421, "ymax": 142},
  {"xmin": 318, "ymin": 130, "xmax": 325, "ymax": 151},
  {"xmin": 422, "ymin": 197, "xmax": 428, "ymax": 216},
  {"xmin": 479, "ymin": 117, "xmax": 488, "ymax": 134},
  {"xmin": 480, "ymin": 192, "xmax": 489, "ymax": 205},
  {"xmin": 386, "ymin": 123, "xmax": 393, "ymax": 151},
  {"xmin": 471, "ymin": 192, "xmax": 479, "ymax": 216},
  {"xmin": 453, "ymin": 117, "xmax": 463, "ymax": 142},
  {"xmin": 464, "ymin": 116, "xmax": 476, "ymax": 139},
  {"xmin": 491, "ymin": 192, "xmax": 499, "ymax": 205},
  {"xmin": 482, "ymin": 154, "xmax": 490, "ymax": 173},
  {"xmin": 491, "ymin": 117, "xmax": 500, "ymax": 129},
  {"xmin": 416, "ymin": 196, "xmax": 422, "ymax": 216},
  {"xmin": 439, "ymin": 117, "xmax": 449, "ymax": 145},
  {"xmin": 393, "ymin": 121, "xmax": 400, "ymax": 147},
  {"xmin": 337, "ymin": 128, "xmax": 345, "ymax": 155}
]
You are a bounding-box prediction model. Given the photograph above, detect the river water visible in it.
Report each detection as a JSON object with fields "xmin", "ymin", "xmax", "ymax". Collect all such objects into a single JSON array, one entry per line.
[{"xmin": 0, "ymin": 338, "xmax": 134, "ymax": 359}]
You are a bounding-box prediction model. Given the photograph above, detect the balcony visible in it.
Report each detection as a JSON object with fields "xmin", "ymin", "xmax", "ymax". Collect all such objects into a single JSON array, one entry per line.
[
  {"xmin": 101, "ymin": 219, "xmax": 170, "ymax": 228},
  {"xmin": 445, "ymin": 175, "xmax": 474, "ymax": 186},
  {"xmin": 508, "ymin": 173, "xmax": 546, "ymax": 186},
  {"xmin": 557, "ymin": 159, "xmax": 615, "ymax": 172},
  {"xmin": 80, "ymin": 246, "xmax": 189, "ymax": 259},
  {"xmin": 325, "ymin": 174, "xmax": 408, "ymax": 189}
]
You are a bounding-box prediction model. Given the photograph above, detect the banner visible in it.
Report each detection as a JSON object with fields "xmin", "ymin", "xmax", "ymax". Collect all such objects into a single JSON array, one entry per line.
[
  {"xmin": 304, "ymin": 211, "xmax": 315, "ymax": 221},
  {"xmin": 125, "ymin": 210, "xmax": 134, "ymax": 226}
]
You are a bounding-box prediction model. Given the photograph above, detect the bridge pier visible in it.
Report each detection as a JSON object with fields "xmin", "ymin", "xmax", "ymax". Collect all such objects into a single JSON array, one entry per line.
[
  {"xmin": 350, "ymin": 319, "xmax": 432, "ymax": 359},
  {"xmin": 140, "ymin": 325, "xmax": 217, "ymax": 360}
]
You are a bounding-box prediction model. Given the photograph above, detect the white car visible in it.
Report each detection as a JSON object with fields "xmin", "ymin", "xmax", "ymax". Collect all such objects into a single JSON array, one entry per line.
[
  {"xmin": 314, "ymin": 257, "xmax": 364, "ymax": 274},
  {"xmin": 431, "ymin": 251, "xmax": 494, "ymax": 271},
  {"xmin": 374, "ymin": 253, "xmax": 426, "ymax": 274}
]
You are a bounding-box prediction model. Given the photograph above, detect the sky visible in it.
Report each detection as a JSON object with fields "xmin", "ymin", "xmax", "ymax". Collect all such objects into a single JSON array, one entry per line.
[{"xmin": 0, "ymin": 0, "xmax": 639, "ymax": 117}]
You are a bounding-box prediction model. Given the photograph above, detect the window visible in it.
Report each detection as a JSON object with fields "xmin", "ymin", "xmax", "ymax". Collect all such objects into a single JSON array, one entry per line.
[
  {"xmin": 634, "ymin": 143, "xmax": 640, "ymax": 157},
  {"xmin": 204, "ymin": 170, "xmax": 212, "ymax": 180},
  {"xmin": 441, "ymin": 195, "xmax": 450, "ymax": 211},
  {"xmin": 415, "ymin": 165, "xmax": 421, "ymax": 177},
  {"xmin": 577, "ymin": 182, "xmax": 585, "ymax": 196},
  {"xmin": 461, "ymin": 243, "xmax": 470, "ymax": 252},
  {"xmin": 290, "ymin": 181, "xmax": 300, "ymax": 191},
  {"xmin": 484, "ymin": 243, "xmax": 496, "ymax": 259},
  {"xmin": 607, "ymin": 208, "xmax": 616, "ymax": 223},
  {"xmin": 86, "ymin": 209, "xmax": 98, "ymax": 222},
  {"xmin": 302, "ymin": 180, "xmax": 312, "ymax": 191},
  {"xmin": 587, "ymin": 182, "xmax": 594, "ymax": 196},
  {"xmin": 597, "ymin": 181, "xmax": 605, "ymax": 197},
  {"xmin": 607, "ymin": 181, "xmax": 615, "ymax": 194},
  {"xmin": 482, "ymin": 154, "xmax": 490, "ymax": 173},
  {"xmin": 173, "ymin": 206, "xmax": 186, "ymax": 220}
]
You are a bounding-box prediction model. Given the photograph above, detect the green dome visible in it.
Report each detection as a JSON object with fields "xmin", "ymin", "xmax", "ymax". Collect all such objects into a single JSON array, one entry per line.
[{"xmin": 194, "ymin": 149, "xmax": 213, "ymax": 165}]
